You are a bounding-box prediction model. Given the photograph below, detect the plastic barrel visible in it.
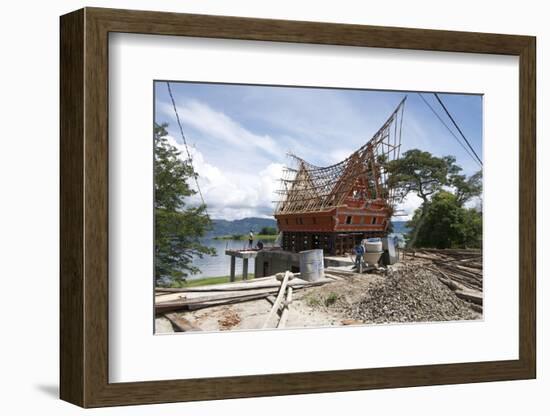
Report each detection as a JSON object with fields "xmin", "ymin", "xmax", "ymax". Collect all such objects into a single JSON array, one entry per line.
[
  {"xmin": 364, "ymin": 240, "xmax": 383, "ymax": 253},
  {"xmin": 363, "ymin": 251, "xmax": 383, "ymax": 266},
  {"xmin": 299, "ymin": 249, "xmax": 325, "ymax": 282}
]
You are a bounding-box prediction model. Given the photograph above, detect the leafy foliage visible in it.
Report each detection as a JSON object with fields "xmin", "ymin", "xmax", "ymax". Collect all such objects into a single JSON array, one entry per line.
[
  {"xmin": 259, "ymin": 226, "xmax": 278, "ymax": 235},
  {"xmin": 386, "ymin": 149, "xmax": 454, "ymax": 204},
  {"xmin": 407, "ymin": 191, "xmax": 482, "ymax": 249},
  {"xmin": 450, "ymin": 169, "xmax": 482, "ymax": 206},
  {"xmin": 385, "ymin": 149, "xmax": 482, "ymax": 249},
  {"xmin": 154, "ymin": 124, "xmax": 215, "ymax": 285}
]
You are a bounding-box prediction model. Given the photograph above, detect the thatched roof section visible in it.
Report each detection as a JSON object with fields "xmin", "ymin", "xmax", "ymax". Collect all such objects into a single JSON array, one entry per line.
[{"xmin": 275, "ymin": 97, "xmax": 406, "ymax": 215}]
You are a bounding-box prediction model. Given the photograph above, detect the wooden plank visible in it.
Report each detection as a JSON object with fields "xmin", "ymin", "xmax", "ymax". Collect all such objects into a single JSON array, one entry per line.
[
  {"xmin": 154, "ymin": 275, "xmax": 285, "ymax": 293},
  {"xmin": 156, "ymin": 292, "xmax": 274, "ymax": 313},
  {"xmin": 324, "ymin": 273, "xmax": 344, "ymax": 281},
  {"xmin": 155, "ymin": 293, "xmax": 187, "ymax": 303},
  {"xmin": 277, "ymin": 287, "xmax": 293, "ymax": 329},
  {"xmin": 262, "ymin": 272, "xmax": 292, "ymax": 329},
  {"xmin": 157, "ymin": 288, "xmax": 281, "ymax": 306},
  {"xmin": 469, "ymin": 303, "xmax": 483, "ymax": 313},
  {"xmin": 155, "ymin": 278, "xmax": 336, "ymax": 313},
  {"xmin": 155, "ymin": 281, "xmax": 333, "ymax": 313},
  {"xmin": 437, "ymin": 276, "xmax": 461, "ymax": 291},
  {"xmin": 164, "ymin": 313, "xmax": 202, "ymax": 332},
  {"xmin": 455, "ymin": 290, "xmax": 483, "ymax": 305},
  {"xmin": 154, "ymin": 275, "xmax": 280, "ymax": 293},
  {"xmin": 265, "ymin": 295, "xmax": 277, "ymax": 306},
  {"xmin": 428, "ymin": 266, "xmax": 481, "ymax": 292},
  {"xmin": 155, "ymin": 277, "xmax": 331, "ymax": 293}
]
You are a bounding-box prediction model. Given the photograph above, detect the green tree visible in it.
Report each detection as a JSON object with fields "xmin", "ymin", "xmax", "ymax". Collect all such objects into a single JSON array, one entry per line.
[
  {"xmin": 385, "ymin": 150, "xmax": 458, "ymax": 246},
  {"xmin": 259, "ymin": 226, "xmax": 278, "ymax": 235},
  {"xmin": 450, "ymin": 169, "xmax": 482, "ymax": 206},
  {"xmin": 386, "ymin": 150, "xmax": 452, "ymax": 205},
  {"xmin": 408, "ymin": 191, "xmax": 482, "ymax": 249},
  {"xmin": 154, "ymin": 123, "xmax": 215, "ymax": 285},
  {"xmin": 385, "ymin": 149, "xmax": 483, "ymax": 248}
]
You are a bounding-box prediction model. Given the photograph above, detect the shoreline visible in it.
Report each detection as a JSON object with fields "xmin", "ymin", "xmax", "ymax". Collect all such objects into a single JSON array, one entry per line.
[
  {"xmin": 165, "ymin": 273, "xmax": 256, "ymax": 288},
  {"xmin": 213, "ymin": 234, "xmax": 277, "ymax": 241}
]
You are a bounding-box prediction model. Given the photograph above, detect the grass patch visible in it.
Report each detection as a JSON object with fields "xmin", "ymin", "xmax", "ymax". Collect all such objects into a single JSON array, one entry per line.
[
  {"xmin": 306, "ymin": 296, "xmax": 321, "ymax": 307},
  {"xmin": 168, "ymin": 274, "xmax": 256, "ymax": 288},
  {"xmin": 306, "ymin": 292, "xmax": 339, "ymax": 308},
  {"xmin": 324, "ymin": 292, "xmax": 339, "ymax": 307}
]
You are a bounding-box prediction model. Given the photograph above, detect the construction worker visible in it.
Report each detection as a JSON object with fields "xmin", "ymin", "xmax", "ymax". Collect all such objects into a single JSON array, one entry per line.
[
  {"xmin": 354, "ymin": 242, "xmax": 365, "ymax": 270},
  {"xmin": 248, "ymin": 230, "xmax": 254, "ymax": 248}
]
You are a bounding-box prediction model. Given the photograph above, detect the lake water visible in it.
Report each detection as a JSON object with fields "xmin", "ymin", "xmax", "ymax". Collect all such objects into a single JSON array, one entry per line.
[
  {"xmin": 189, "ymin": 227, "xmax": 409, "ymax": 280},
  {"xmin": 189, "ymin": 238, "xmax": 276, "ymax": 280}
]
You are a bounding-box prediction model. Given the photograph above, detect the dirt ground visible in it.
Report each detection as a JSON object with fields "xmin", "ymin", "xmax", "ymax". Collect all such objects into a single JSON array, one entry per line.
[
  {"xmin": 155, "ymin": 252, "xmax": 482, "ymax": 334},
  {"xmin": 156, "ymin": 273, "xmax": 396, "ymax": 333}
]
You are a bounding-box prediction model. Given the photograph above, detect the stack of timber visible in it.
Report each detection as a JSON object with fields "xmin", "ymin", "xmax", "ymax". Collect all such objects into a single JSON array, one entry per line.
[
  {"xmin": 404, "ymin": 249, "xmax": 483, "ymax": 311},
  {"xmin": 155, "ymin": 273, "xmax": 336, "ymax": 315}
]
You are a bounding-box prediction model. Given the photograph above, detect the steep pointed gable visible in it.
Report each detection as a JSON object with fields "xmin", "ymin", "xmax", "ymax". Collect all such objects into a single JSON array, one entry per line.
[{"xmin": 275, "ymin": 96, "xmax": 406, "ymax": 216}]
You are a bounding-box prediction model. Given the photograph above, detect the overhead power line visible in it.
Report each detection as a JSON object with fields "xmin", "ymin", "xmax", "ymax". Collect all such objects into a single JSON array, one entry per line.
[
  {"xmin": 165, "ymin": 81, "xmax": 208, "ymax": 210},
  {"xmin": 433, "ymin": 93, "xmax": 483, "ymax": 166},
  {"xmin": 416, "ymin": 93, "xmax": 482, "ymax": 168}
]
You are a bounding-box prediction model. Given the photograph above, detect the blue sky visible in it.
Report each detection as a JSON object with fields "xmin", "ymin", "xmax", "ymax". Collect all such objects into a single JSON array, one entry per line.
[{"xmin": 154, "ymin": 81, "xmax": 482, "ymax": 221}]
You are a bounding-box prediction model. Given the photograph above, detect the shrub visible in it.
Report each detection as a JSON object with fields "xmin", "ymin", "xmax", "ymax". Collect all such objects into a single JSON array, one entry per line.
[{"xmin": 259, "ymin": 226, "xmax": 278, "ymax": 235}]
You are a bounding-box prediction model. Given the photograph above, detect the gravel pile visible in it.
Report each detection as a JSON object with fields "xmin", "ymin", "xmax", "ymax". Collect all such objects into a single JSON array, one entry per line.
[{"xmin": 348, "ymin": 265, "xmax": 479, "ymax": 324}]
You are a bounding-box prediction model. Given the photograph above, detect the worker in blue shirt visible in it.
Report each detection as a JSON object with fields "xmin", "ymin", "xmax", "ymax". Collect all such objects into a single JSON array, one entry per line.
[{"xmin": 354, "ymin": 242, "xmax": 365, "ymax": 270}]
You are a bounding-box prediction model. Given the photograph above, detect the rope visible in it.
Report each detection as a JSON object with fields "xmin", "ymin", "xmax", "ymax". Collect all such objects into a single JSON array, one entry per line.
[{"xmin": 165, "ymin": 81, "xmax": 208, "ymax": 210}]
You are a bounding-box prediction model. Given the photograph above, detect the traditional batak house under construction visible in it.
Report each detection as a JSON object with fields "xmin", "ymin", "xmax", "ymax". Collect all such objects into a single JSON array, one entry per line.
[{"xmin": 274, "ymin": 97, "xmax": 406, "ymax": 255}]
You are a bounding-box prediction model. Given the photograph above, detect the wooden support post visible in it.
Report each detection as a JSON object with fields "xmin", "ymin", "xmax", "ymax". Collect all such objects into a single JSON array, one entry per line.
[
  {"xmin": 242, "ymin": 258, "xmax": 249, "ymax": 281},
  {"xmin": 262, "ymin": 271, "xmax": 293, "ymax": 329},
  {"xmin": 277, "ymin": 286, "xmax": 293, "ymax": 329},
  {"xmin": 230, "ymin": 256, "xmax": 236, "ymax": 282}
]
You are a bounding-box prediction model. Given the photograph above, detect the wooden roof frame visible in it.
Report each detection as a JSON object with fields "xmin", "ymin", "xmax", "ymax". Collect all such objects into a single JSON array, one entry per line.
[{"xmin": 275, "ymin": 99, "xmax": 405, "ymax": 215}]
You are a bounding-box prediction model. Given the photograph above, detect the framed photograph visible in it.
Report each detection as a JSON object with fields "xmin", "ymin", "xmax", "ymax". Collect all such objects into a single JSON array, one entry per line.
[{"xmin": 60, "ymin": 7, "xmax": 536, "ymax": 408}]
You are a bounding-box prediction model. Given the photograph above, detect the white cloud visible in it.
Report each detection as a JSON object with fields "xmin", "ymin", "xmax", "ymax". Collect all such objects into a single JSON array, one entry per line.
[
  {"xmin": 392, "ymin": 193, "xmax": 423, "ymax": 221},
  {"xmin": 165, "ymin": 131, "xmax": 424, "ymax": 222},
  {"xmin": 328, "ymin": 148, "xmax": 355, "ymax": 164},
  {"xmin": 166, "ymin": 136, "xmax": 283, "ymax": 220},
  {"xmin": 465, "ymin": 196, "xmax": 483, "ymax": 211},
  {"xmin": 157, "ymin": 89, "xmax": 481, "ymax": 222},
  {"xmin": 161, "ymin": 100, "xmax": 281, "ymax": 159}
]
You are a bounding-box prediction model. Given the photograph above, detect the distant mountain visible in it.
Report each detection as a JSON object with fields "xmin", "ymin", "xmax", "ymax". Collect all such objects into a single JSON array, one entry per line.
[{"xmin": 209, "ymin": 217, "xmax": 278, "ymax": 237}]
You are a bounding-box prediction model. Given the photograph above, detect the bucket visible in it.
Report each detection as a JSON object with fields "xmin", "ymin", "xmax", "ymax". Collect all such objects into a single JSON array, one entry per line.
[
  {"xmin": 299, "ymin": 249, "xmax": 325, "ymax": 282},
  {"xmin": 364, "ymin": 239, "xmax": 383, "ymax": 253},
  {"xmin": 363, "ymin": 251, "xmax": 383, "ymax": 266}
]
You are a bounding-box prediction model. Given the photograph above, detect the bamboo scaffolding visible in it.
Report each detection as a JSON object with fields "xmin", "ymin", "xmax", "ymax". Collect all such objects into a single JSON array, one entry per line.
[{"xmin": 275, "ymin": 98, "xmax": 406, "ymax": 215}]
